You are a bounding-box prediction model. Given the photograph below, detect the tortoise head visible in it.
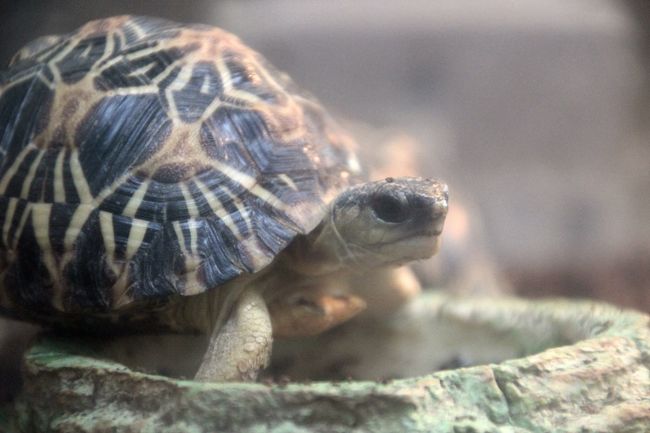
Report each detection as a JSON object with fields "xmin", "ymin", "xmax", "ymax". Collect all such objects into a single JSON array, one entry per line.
[{"xmin": 292, "ymin": 177, "xmax": 448, "ymax": 274}]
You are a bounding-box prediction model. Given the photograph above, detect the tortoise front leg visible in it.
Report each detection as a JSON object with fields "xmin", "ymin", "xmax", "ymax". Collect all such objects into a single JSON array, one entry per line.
[
  {"xmin": 194, "ymin": 289, "xmax": 272, "ymax": 382},
  {"xmin": 268, "ymin": 279, "xmax": 366, "ymax": 338}
]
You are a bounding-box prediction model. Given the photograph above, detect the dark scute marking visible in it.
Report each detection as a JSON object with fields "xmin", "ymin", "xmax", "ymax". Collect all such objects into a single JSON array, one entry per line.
[
  {"xmin": 0, "ymin": 77, "xmax": 54, "ymax": 167},
  {"xmin": 98, "ymin": 175, "xmax": 140, "ymax": 216},
  {"xmin": 0, "ymin": 198, "xmax": 9, "ymax": 248},
  {"xmin": 3, "ymin": 149, "xmax": 37, "ymax": 198},
  {"xmin": 259, "ymin": 170, "xmax": 321, "ymax": 211},
  {"xmin": 185, "ymin": 179, "xmax": 222, "ymax": 218},
  {"xmin": 47, "ymin": 202, "xmax": 76, "ymax": 256},
  {"xmin": 76, "ymin": 94, "xmax": 171, "ymax": 196},
  {"xmin": 4, "ymin": 211, "xmax": 55, "ymax": 312},
  {"xmin": 124, "ymin": 220, "xmax": 177, "ymax": 301},
  {"xmin": 164, "ymin": 183, "xmax": 190, "ymax": 222},
  {"xmin": 193, "ymin": 168, "xmax": 249, "ymax": 209},
  {"xmin": 111, "ymin": 213, "xmax": 132, "ymax": 260},
  {"xmin": 94, "ymin": 47, "xmax": 188, "ymax": 91},
  {"xmin": 151, "ymin": 163, "xmax": 192, "ymax": 184},
  {"xmin": 248, "ymin": 204, "xmax": 298, "ymax": 259},
  {"xmin": 63, "ymin": 210, "xmax": 113, "ymax": 311},
  {"xmin": 56, "ymin": 35, "xmax": 108, "ymax": 84},
  {"xmin": 197, "ymin": 218, "xmax": 249, "ymax": 288},
  {"xmin": 128, "ymin": 16, "xmax": 181, "ymax": 40},
  {"xmin": 173, "ymin": 62, "xmax": 223, "ymax": 123},
  {"xmin": 224, "ymin": 107, "xmax": 312, "ymax": 174},
  {"xmin": 193, "ymin": 169, "xmax": 251, "ymax": 238},
  {"xmin": 99, "ymin": 175, "xmax": 188, "ymax": 223},
  {"xmin": 7, "ymin": 200, "xmax": 28, "ymax": 248},
  {"xmin": 109, "ymin": 40, "xmax": 158, "ymax": 59},
  {"xmin": 40, "ymin": 66, "xmax": 55, "ymax": 84},
  {"xmin": 134, "ymin": 180, "xmax": 169, "ymax": 223},
  {"xmin": 157, "ymin": 65, "xmax": 181, "ymax": 111},
  {"xmin": 125, "ymin": 220, "xmax": 183, "ymax": 300},
  {"xmin": 200, "ymin": 108, "xmax": 258, "ymax": 174},
  {"xmin": 28, "ymin": 149, "xmax": 60, "ymax": 202},
  {"xmin": 110, "ymin": 32, "xmax": 123, "ymax": 57}
]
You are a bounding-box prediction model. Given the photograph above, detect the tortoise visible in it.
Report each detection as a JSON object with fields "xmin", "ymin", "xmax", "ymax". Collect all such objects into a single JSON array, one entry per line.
[{"xmin": 0, "ymin": 16, "xmax": 448, "ymax": 382}]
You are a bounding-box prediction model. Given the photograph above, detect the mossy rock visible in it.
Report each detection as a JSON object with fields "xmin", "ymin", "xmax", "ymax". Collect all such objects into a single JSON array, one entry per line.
[{"xmin": 8, "ymin": 293, "xmax": 650, "ymax": 432}]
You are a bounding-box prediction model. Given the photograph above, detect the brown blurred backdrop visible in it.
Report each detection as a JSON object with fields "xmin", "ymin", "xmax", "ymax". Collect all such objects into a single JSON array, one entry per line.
[{"xmin": 0, "ymin": 0, "xmax": 648, "ymax": 308}]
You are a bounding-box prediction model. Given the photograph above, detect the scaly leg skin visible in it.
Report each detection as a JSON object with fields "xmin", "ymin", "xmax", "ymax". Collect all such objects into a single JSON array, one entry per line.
[
  {"xmin": 194, "ymin": 289, "xmax": 272, "ymax": 382},
  {"xmin": 349, "ymin": 266, "xmax": 421, "ymax": 319},
  {"xmin": 268, "ymin": 281, "xmax": 366, "ymax": 338}
]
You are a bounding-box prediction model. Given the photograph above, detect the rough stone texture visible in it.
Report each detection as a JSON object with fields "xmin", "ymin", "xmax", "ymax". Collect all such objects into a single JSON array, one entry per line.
[{"xmin": 4, "ymin": 293, "xmax": 650, "ymax": 433}]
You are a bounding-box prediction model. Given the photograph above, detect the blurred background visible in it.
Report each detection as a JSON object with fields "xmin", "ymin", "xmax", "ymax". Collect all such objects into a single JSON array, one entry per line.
[{"xmin": 0, "ymin": 0, "xmax": 649, "ymax": 395}]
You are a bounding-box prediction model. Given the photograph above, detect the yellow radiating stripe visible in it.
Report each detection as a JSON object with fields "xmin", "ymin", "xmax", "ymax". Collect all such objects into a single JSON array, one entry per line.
[
  {"xmin": 125, "ymin": 218, "xmax": 148, "ymax": 261},
  {"xmin": 69, "ymin": 150, "xmax": 93, "ymax": 203},
  {"xmin": 63, "ymin": 204, "xmax": 94, "ymax": 252},
  {"xmin": 219, "ymin": 183, "xmax": 251, "ymax": 236},
  {"xmin": 31, "ymin": 204, "xmax": 65, "ymax": 311},
  {"xmin": 31, "ymin": 204, "xmax": 52, "ymax": 251},
  {"xmin": 179, "ymin": 183, "xmax": 199, "ymax": 218},
  {"xmin": 215, "ymin": 54, "xmax": 264, "ymax": 105},
  {"xmin": 98, "ymin": 45, "xmax": 162, "ymax": 73},
  {"xmin": 46, "ymin": 39, "xmax": 76, "ymax": 83},
  {"xmin": 210, "ymin": 160, "xmax": 286, "ymax": 212},
  {"xmin": 99, "ymin": 211, "xmax": 118, "ymax": 273},
  {"xmin": 19, "ymin": 150, "xmax": 45, "ymax": 199},
  {"xmin": 188, "ymin": 221, "xmax": 198, "ymax": 257},
  {"xmin": 127, "ymin": 61, "xmax": 158, "ymax": 78},
  {"xmin": 78, "ymin": 42, "xmax": 92, "ymax": 59},
  {"xmin": 127, "ymin": 20, "xmax": 146, "ymax": 40},
  {"xmin": 224, "ymin": 88, "xmax": 264, "ymax": 106},
  {"xmin": 96, "ymin": 30, "xmax": 115, "ymax": 65},
  {"xmin": 12, "ymin": 203, "xmax": 32, "ymax": 249},
  {"xmin": 111, "ymin": 86, "xmax": 158, "ymax": 96},
  {"xmin": 94, "ymin": 172, "xmax": 130, "ymax": 203},
  {"xmin": 278, "ymin": 174, "xmax": 298, "ymax": 191},
  {"xmin": 172, "ymin": 221, "xmax": 203, "ymax": 296},
  {"xmin": 122, "ymin": 179, "xmax": 149, "ymax": 218},
  {"xmin": 193, "ymin": 178, "xmax": 241, "ymax": 239},
  {"xmin": 199, "ymin": 72, "xmax": 211, "ymax": 94},
  {"xmin": 164, "ymin": 64, "xmax": 193, "ymax": 122},
  {"xmin": 53, "ymin": 151, "xmax": 66, "ymax": 202},
  {"xmin": 0, "ymin": 145, "xmax": 33, "ymax": 194},
  {"xmin": 172, "ymin": 221, "xmax": 187, "ymax": 254},
  {"xmin": 2, "ymin": 198, "xmax": 18, "ymax": 247}
]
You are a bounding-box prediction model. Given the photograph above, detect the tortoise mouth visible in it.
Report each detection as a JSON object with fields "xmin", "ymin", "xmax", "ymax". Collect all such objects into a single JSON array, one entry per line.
[{"xmin": 374, "ymin": 234, "xmax": 442, "ymax": 263}]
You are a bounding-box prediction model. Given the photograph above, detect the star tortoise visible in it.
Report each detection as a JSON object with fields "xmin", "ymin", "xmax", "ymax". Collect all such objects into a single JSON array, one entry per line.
[{"xmin": 0, "ymin": 16, "xmax": 448, "ymax": 381}]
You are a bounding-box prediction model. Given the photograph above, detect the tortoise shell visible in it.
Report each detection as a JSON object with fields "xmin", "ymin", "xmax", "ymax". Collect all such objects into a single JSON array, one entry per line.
[{"xmin": 0, "ymin": 16, "xmax": 359, "ymax": 320}]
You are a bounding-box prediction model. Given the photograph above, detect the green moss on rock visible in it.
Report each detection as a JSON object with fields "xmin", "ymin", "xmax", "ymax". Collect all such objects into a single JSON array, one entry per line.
[{"xmin": 8, "ymin": 294, "xmax": 650, "ymax": 433}]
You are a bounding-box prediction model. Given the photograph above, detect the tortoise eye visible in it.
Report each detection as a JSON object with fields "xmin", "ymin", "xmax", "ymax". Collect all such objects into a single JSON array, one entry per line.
[{"xmin": 371, "ymin": 192, "xmax": 410, "ymax": 223}]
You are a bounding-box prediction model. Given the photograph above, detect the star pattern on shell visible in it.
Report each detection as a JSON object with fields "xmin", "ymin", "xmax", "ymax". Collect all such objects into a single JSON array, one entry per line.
[{"xmin": 0, "ymin": 16, "xmax": 361, "ymax": 317}]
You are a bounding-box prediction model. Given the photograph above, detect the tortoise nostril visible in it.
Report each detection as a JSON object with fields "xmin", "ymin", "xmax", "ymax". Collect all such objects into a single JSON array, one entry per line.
[{"xmin": 371, "ymin": 193, "xmax": 410, "ymax": 223}]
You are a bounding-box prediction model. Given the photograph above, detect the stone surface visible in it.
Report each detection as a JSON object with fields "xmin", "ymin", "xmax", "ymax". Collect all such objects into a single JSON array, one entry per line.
[{"xmin": 6, "ymin": 293, "xmax": 650, "ymax": 433}]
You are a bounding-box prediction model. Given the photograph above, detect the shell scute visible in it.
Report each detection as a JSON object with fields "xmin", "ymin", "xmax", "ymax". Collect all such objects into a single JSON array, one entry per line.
[{"xmin": 76, "ymin": 93, "xmax": 172, "ymax": 197}]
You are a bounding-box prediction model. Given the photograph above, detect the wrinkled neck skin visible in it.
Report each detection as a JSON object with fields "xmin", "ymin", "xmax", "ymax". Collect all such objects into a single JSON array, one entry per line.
[{"xmin": 282, "ymin": 217, "xmax": 358, "ymax": 276}]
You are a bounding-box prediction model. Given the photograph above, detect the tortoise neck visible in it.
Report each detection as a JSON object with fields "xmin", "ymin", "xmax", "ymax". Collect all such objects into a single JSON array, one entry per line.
[{"xmin": 282, "ymin": 217, "xmax": 352, "ymax": 276}]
